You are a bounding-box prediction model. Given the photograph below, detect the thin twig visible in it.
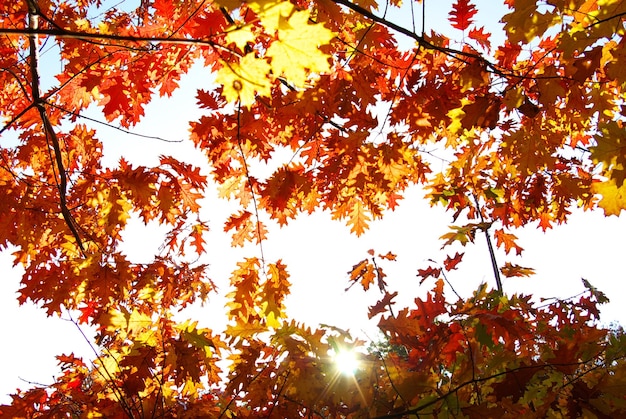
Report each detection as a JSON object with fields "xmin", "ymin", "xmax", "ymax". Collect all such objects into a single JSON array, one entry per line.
[
  {"xmin": 65, "ymin": 310, "xmax": 135, "ymax": 417},
  {"xmin": 472, "ymin": 194, "xmax": 501, "ymax": 293},
  {"xmin": 46, "ymin": 102, "xmax": 183, "ymax": 143},
  {"xmin": 0, "ymin": 26, "xmax": 235, "ymax": 54},
  {"xmin": 235, "ymin": 100, "xmax": 267, "ymax": 274}
]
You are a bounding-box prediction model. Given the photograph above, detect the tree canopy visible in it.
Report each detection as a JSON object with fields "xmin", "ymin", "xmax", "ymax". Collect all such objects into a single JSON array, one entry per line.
[{"xmin": 1, "ymin": 0, "xmax": 626, "ymax": 417}]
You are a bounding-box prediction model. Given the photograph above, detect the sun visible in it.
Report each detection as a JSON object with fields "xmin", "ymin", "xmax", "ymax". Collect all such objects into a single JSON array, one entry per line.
[{"xmin": 333, "ymin": 349, "xmax": 360, "ymax": 375}]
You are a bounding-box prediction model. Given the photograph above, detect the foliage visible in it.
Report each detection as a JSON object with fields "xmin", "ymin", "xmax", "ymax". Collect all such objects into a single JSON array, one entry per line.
[{"xmin": 1, "ymin": 0, "xmax": 626, "ymax": 417}]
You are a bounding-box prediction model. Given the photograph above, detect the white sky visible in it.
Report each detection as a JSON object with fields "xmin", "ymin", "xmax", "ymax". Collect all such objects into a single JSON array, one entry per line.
[{"xmin": 2, "ymin": 0, "xmax": 625, "ymax": 405}]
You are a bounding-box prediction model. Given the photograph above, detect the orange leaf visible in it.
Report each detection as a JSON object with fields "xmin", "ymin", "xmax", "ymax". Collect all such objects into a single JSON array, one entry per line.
[
  {"xmin": 190, "ymin": 222, "xmax": 207, "ymax": 254},
  {"xmin": 493, "ymin": 228, "xmax": 524, "ymax": 256},
  {"xmin": 347, "ymin": 259, "xmax": 376, "ymax": 291},
  {"xmin": 379, "ymin": 251, "xmax": 397, "ymax": 261},
  {"xmin": 468, "ymin": 26, "xmax": 491, "ymax": 50},
  {"xmin": 347, "ymin": 199, "xmax": 371, "ymax": 236},
  {"xmin": 500, "ymin": 262, "xmax": 535, "ymax": 277}
]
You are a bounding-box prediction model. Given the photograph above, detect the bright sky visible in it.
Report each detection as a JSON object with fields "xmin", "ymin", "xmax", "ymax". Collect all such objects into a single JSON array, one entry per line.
[{"xmin": 2, "ymin": 0, "xmax": 626, "ymax": 405}]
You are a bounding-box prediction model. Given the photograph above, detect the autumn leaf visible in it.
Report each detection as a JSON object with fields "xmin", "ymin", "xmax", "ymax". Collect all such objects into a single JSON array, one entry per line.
[
  {"xmin": 265, "ymin": 10, "xmax": 335, "ymax": 88},
  {"xmin": 345, "ymin": 199, "xmax": 372, "ymax": 236},
  {"xmin": 379, "ymin": 251, "xmax": 397, "ymax": 261},
  {"xmin": 190, "ymin": 222, "xmax": 207, "ymax": 254},
  {"xmin": 248, "ymin": 0, "xmax": 296, "ymax": 33},
  {"xmin": 216, "ymin": 53, "xmax": 272, "ymax": 107},
  {"xmin": 225, "ymin": 26, "xmax": 258, "ymax": 50},
  {"xmin": 177, "ymin": 320, "xmax": 216, "ymax": 357},
  {"xmin": 440, "ymin": 224, "xmax": 477, "ymax": 248},
  {"xmin": 347, "ymin": 258, "xmax": 376, "ymax": 291},
  {"xmin": 260, "ymin": 261, "xmax": 291, "ymax": 327},
  {"xmin": 461, "ymin": 95, "xmax": 501, "ymax": 130},
  {"xmin": 443, "ymin": 252, "xmax": 464, "ymax": 271},
  {"xmin": 223, "ymin": 210, "xmax": 268, "ymax": 246},
  {"xmin": 493, "ymin": 228, "xmax": 523, "ymax": 256},
  {"xmin": 417, "ymin": 265, "xmax": 442, "ymax": 284},
  {"xmin": 196, "ymin": 88, "xmax": 225, "ymax": 110},
  {"xmin": 449, "ymin": 0, "xmax": 478, "ymax": 31},
  {"xmin": 591, "ymin": 179, "xmax": 626, "ymax": 216},
  {"xmin": 468, "ymin": 26, "xmax": 491, "ymax": 50},
  {"xmin": 502, "ymin": 5, "xmax": 560, "ymax": 44},
  {"xmin": 500, "ymin": 262, "xmax": 535, "ymax": 278},
  {"xmin": 369, "ymin": 291, "xmax": 398, "ymax": 319}
]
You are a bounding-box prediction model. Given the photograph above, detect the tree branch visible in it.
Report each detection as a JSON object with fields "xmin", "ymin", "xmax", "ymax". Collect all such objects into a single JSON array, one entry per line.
[
  {"xmin": 372, "ymin": 356, "xmax": 606, "ymax": 419},
  {"xmin": 0, "ymin": 26, "xmax": 234, "ymax": 54},
  {"xmin": 25, "ymin": 0, "xmax": 85, "ymax": 255}
]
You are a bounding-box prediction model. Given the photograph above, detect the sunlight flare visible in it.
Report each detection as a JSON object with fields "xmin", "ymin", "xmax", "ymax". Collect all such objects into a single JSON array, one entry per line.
[{"xmin": 333, "ymin": 349, "xmax": 360, "ymax": 375}]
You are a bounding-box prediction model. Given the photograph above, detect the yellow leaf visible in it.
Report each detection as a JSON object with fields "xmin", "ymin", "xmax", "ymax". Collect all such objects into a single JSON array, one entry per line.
[
  {"xmin": 572, "ymin": 0, "xmax": 599, "ymax": 26},
  {"xmin": 225, "ymin": 27, "xmax": 258, "ymax": 50},
  {"xmin": 265, "ymin": 10, "xmax": 334, "ymax": 87},
  {"xmin": 592, "ymin": 179, "xmax": 626, "ymax": 216},
  {"xmin": 248, "ymin": 0, "xmax": 295, "ymax": 34},
  {"xmin": 265, "ymin": 310, "xmax": 281, "ymax": 328},
  {"xmin": 601, "ymin": 40, "xmax": 617, "ymax": 69},
  {"xmin": 177, "ymin": 320, "xmax": 215, "ymax": 357},
  {"xmin": 216, "ymin": 53, "xmax": 272, "ymax": 107},
  {"xmin": 74, "ymin": 18, "xmax": 90, "ymax": 31},
  {"xmin": 502, "ymin": 5, "xmax": 560, "ymax": 44},
  {"xmin": 446, "ymin": 103, "xmax": 467, "ymax": 137}
]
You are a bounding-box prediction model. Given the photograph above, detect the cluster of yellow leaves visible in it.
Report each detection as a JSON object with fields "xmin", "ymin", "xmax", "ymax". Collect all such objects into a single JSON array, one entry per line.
[{"xmin": 216, "ymin": 0, "xmax": 335, "ymax": 106}]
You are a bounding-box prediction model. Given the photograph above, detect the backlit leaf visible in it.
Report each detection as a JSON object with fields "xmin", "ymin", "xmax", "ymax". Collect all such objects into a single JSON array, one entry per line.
[
  {"xmin": 449, "ymin": 0, "xmax": 478, "ymax": 31},
  {"xmin": 265, "ymin": 10, "xmax": 334, "ymax": 87}
]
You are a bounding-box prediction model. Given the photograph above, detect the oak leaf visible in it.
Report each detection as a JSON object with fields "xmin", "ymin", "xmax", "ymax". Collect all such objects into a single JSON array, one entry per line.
[
  {"xmin": 500, "ymin": 262, "xmax": 535, "ymax": 278},
  {"xmin": 468, "ymin": 26, "xmax": 491, "ymax": 50},
  {"xmin": 440, "ymin": 224, "xmax": 477, "ymax": 248},
  {"xmin": 493, "ymin": 228, "xmax": 523, "ymax": 256},
  {"xmin": 443, "ymin": 252, "xmax": 464, "ymax": 271},
  {"xmin": 341, "ymin": 198, "xmax": 371, "ymax": 236},
  {"xmin": 417, "ymin": 265, "xmax": 441, "ymax": 284},
  {"xmin": 348, "ymin": 259, "xmax": 376, "ymax": 291},
  {"xmin": 368, "ymin": 291, "xmax": 398, "ymax": 319},
  {"xmin": 449, "ymin": 0, "xmax": 478, "ymax": 31}
]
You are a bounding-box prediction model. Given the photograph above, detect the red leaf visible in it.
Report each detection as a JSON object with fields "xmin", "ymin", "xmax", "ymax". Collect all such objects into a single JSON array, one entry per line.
[
  {"xmin": 196, "ymin": 88, "xmax": 224, "ymax": 110},
  {"xmin": 444, "ymin": 252, "xmax": 464, "ymax": 271},
  {"xmin": 449, "ymin": 0, "xmax": 478, "ymax": 31},
  {"xmin": 417, "ymin": 265, "xmax": 441, "ymax": 284},
  {"xmin": 368, "ymin": 291, "xmax": 398, "ymax": 319},
  {"xmin": 496, "ymin": 41, "xmax": 522, "ymax": 68}
]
